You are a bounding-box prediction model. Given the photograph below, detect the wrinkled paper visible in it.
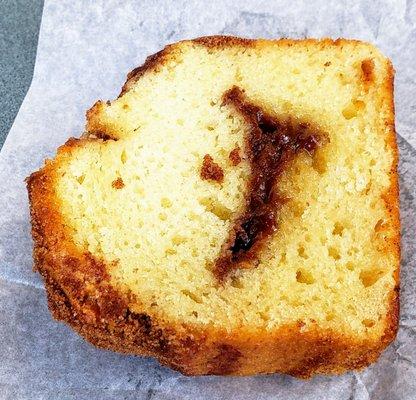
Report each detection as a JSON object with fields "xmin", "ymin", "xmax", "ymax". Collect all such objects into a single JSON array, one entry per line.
[{"xmin": 0, "ymin": 1, "xmax": 415, "ymax": 399}]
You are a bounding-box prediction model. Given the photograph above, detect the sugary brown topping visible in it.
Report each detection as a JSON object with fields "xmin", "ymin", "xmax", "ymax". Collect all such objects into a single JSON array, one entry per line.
[
  {"xmin": 200, "ymin": 154, "xmax": 224, "ymax": 183},
  {"xmin": 214, "ymin": 86, "xmax": 327, "ymax": 282}
]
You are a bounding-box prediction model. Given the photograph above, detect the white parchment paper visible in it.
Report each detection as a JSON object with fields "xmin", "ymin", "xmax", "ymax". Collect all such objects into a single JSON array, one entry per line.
[{"xmin": 1, "ymin": 1, "xmax": 415, "ymax": 399}]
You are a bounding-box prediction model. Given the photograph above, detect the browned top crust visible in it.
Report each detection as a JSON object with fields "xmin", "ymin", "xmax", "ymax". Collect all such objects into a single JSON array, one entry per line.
[
  {"xmin": 27, "ymin": 36, "xmax": 400, "ymax": 378},
  {"xmin": 193, "ymin": 35, "xmax": 256, "ymax": 49}
]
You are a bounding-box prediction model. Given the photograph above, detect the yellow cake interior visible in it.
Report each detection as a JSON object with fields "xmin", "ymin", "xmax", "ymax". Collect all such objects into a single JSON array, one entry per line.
[{"xmin": 54, "ymin": 40, "xmax": 397, "ymax": 338}]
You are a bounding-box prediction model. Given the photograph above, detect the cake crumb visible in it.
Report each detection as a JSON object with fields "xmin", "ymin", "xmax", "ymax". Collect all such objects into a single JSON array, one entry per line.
[
  {"xmin": 112, "ymin": 177, "xmax": 125, "ymax": 189},
  {"xmin": 200, "ymin": 154, "xmax": 224, "ymax": 183}
]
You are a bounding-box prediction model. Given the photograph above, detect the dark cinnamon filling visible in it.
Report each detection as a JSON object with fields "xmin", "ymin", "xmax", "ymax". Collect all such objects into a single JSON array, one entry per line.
[
  {"xmin": 200, "ymin": 154, "xmax": 224, "ymax": 183},
  {"xmin": 214, "ymin": 87, "xmax": 327, "ymax": 282},
  {"xmin": 229, "ymin": 147, "xmax": 241, "ymax": 166}
]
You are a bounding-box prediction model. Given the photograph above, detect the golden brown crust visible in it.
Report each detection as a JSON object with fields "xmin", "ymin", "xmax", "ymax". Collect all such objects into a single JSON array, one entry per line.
[
  {"xmin": 378, "ymin": 59, "xmax": 400, "ymax": 345},
  {"xmin": 27, "ymin": 36, "xmax": 400, "ymax": 377}
]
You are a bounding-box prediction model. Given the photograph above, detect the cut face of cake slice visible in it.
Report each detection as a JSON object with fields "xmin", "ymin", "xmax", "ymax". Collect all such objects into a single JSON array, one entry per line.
[{"xmin": 27, "ymin": 37, "xmax": 399, "ymax": 377}]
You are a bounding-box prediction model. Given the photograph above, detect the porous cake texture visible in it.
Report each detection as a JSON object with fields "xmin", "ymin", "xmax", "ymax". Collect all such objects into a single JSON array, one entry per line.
[{"xmin": 27, "ymin": 36, "xmax": 399, "ymax": 377}]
